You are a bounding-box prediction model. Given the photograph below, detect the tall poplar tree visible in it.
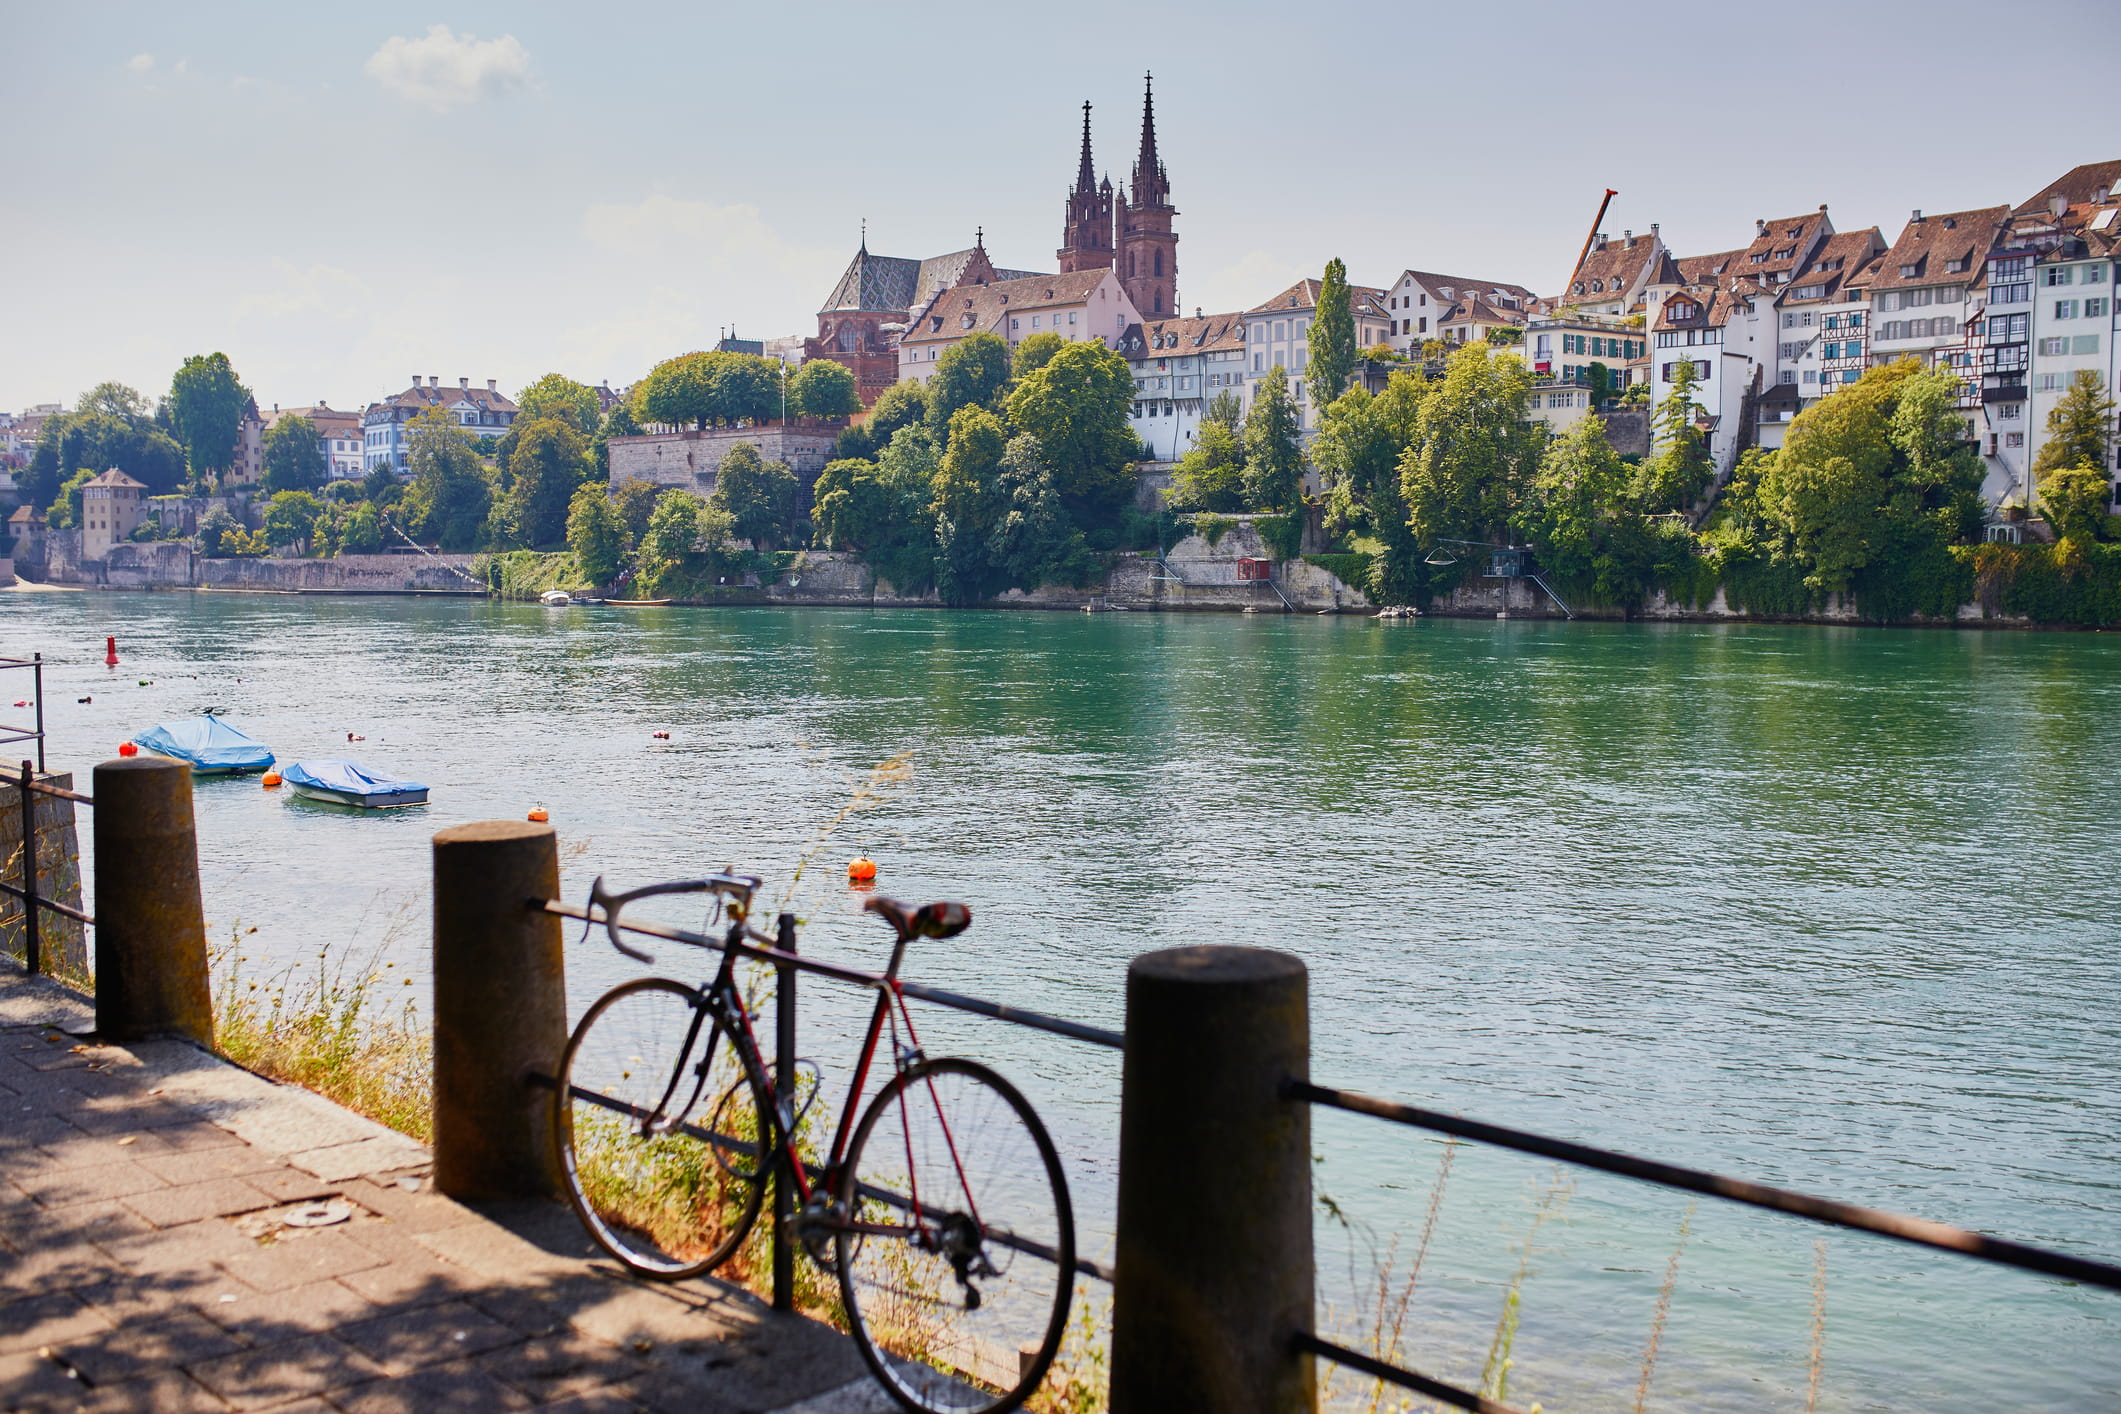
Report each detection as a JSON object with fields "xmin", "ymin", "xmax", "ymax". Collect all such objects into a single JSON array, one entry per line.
[
  {"xmin": 1242, "ymin": 365, "xmax": 1303, "ymax": 511},
  {"xmin": 1306, "ymin": 258, "xmax": 1357, "ymax": 408},
  {"xmin": 169, "ymin": 353, "xmax": 250, "ymax": 483}
]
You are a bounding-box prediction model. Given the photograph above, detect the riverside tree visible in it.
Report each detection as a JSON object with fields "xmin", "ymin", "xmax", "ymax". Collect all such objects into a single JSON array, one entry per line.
[
  {"xmin": 2032, "ymin": 370, "xmax": 2116, "ymax": 515},
  {"xmin": 503, "ymin": 415, "xmax": 594, "ymax": 547},
  {"xmin": 1312, "ymin": 371, "xmax": 1430, "ymax": 603},
  {"xmin": 1005, "ymin": 340, "xmax": 1139, "ymax": 515},
  {"xmin": 810, "ymin": 424, "xmax": 941, "ymax": 594},
  {"xmin": 836, "ymin": 379, "xmax": 929, "ymax": 460},
  {"xmin": 927, "ymin": 333, "xmax": 1014, "ymax": 437},
  {"xmin": 931, "ymin": 406, "xmax": 1010, "ymax": 603},
  {"xmin": 262, "ymin": 490, "xmax": 324, "ymax": 555},
  {"xmin": 1012, "ymin": 332, "xmax": 1066, "ymax": 381},
  {"xmin": 1169, "ymin": 390, "xmax": 1246, "ymax": 512},
  {"xmin": 788, "ymin": 359, "xmax": 860, "ymax": 420},
  {"xmin": 517, "ymin": 373, "xmax": 602, "ymax": 432},
  {"xmin": 1306, "ymin": 257, "xmax": 1357, "ymax": 407},
  {"xmin": 1636, "ymin": 359, "xmax": 1714, "ymax": 512},
  {"xmin": 24, "ymin": 400, "xmax": 185, "ymax": 508},
  {"xmin": 1401, "ymin": 342, "xmax": 1541, "ymax": 546},
  {"xmin": 594, "ymin": 398, "xmax": 643, "ymax": 478},
  {"xmin": 399, "ymin": 407, "xmax": 491, "ymax": 549},
  {"xmin": 169, "ymin": 353, "xmax": 251, "ymax": 485},
  {"xmin": 260, "ymin": 416, "xmax": 325, "ymax": 495},
  {"xmin": 1242, "ymin": 366, "xmax": 1304, "ymax": 510},
  {"xmin": 710, "ymin": 442, "xmax": 800, "ymax": 548},
  {"xmin": 566, "ymin": 484, "xmax": 626, "ymax": 584}
]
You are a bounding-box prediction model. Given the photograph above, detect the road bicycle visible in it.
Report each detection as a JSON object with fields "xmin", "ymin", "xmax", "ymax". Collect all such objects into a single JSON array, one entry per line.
[{"xmin": 553, "ymin": 871, "xmax": 1076, "ymax": 1414}]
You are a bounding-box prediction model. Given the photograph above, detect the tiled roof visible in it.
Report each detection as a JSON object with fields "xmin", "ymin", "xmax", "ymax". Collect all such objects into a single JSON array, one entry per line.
[
  {"xmin": 1563, "ymin": 235, "xmax": 1661, "ymax": 301},
  {"xmin": 372, "ymin": 382, "xmax": 521, "ymax": 414},
  {"xmin": 1440, "ymin": 296, "xmax": 1518, "ymax": 327},
  {"xmin": 899, "ymin": 270, "xmax": 1118, "ymax": 346},
  {"xmin": 1652, "ymin": 285, "xmax": 1736, "ymax": 332},
  {"xmin": 1671, "ymin": 249, "xmax": 1743, "ymax": 285},
  {"xmin": 1735, "ymin": 209, "xmax": 1831, "ymax": 282},
  {"xmin": 84, "ymin": 469, "xmax": 146, "ymax": 489},
  {"xmin": 1868, "ymin": 206, "xmax": 2009, "ymax": 292},
  {"xmin": 1119, "ymin": 311, "xmax": 1247, "ymax": 358},
  {"xmin": 1777, "ymin": 228, "xmax": 1886, "ymax": 304},
  {"xmin": 2016, "ymin": 160, "xmax": 2121, "ymax": 216},
  {"xmin": 1390, "ymin": 269, "xmax": 1538, "ymax": 315},
  {"xmin": 1248, "ymin": 279, "xmax": 1390, "ymax": 317}
]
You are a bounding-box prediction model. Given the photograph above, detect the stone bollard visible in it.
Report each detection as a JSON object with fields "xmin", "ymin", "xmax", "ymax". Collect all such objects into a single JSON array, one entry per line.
[
  {"xmin": 431, "ymin": 821, "xmax": 566, "ymax": 1202},
  {"xmin": 92, "ymin": 757, "xmax": 212, "ymax": 1044},
  {"xmin": 1110, "ymin": 946, "xmax": 1315, "ymax": 1414}
]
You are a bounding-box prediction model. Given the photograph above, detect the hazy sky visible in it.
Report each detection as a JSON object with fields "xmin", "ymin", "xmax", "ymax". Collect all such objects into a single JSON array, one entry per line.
[{"xmin": 7, "ymin": 0, "xmax": 2118, "ymax": 416}]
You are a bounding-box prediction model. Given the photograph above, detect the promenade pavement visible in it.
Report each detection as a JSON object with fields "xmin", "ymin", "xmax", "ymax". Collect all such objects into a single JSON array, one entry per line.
[{"xmin": 0, "ymin": 967, "xmax": 898, "ymax": 1414}]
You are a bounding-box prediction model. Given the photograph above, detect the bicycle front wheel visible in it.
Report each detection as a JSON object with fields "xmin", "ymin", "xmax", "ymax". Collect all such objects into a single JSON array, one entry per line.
[
  {"xmin": 555, "ymin": 977, "xmax": 769, "ymax": 1280},
  {"xmin": 836, "ymin": 1058, "xmax": 1075, "ymax": 1413}
]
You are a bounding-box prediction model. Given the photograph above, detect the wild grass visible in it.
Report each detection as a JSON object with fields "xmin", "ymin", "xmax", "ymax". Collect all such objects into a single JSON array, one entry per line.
[
  {"xmin": 211, "ymin": 908, "xmax": 433, "ymax": 1143},
  {"xmin": 1806, "ymin": 1238, "xmax": 1828, "ymax": 1413},
  {"xmin": 1317, "ymin": 1138, "xmax": 1461, "ymax": 1414},
  {"xmin": 1478, "ymin": 1169, "xmax": 1573, "ymax": 1410},
  {"xmin": 1028, "ymin": 1286, "xmax": 1113, "ymax": 1413},
  {"xmin": 1632, "ymin": 1202, "xmax": 1694, "ymax": 1413}
]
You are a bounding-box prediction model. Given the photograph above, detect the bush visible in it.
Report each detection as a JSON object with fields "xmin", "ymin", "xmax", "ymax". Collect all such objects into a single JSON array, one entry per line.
[
  {"xmin": 1253, "ymin": 512, "xmax": 1303, "ymax": 560},
  {"xmin": 1304, "ymin": 552, "xmax": 1374, "ymax": 589}
]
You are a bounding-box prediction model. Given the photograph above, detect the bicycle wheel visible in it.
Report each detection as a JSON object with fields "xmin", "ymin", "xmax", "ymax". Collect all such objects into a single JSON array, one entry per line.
[
  {"xmin": 835, "ymin": 1058, "xmax": 1075, "ymax": 1413},
  {"xmin": 555, "ymin": 977, "xmax": 770, "ymax": 1279}
]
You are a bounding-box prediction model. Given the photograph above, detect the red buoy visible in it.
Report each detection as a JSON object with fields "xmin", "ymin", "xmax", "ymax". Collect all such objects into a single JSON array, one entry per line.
[
  {"xmin": 118, "ymin": 742, "xmax": 138, "ymax": 757},
  {"xmin": 105, "ymin": 636, "xmax": 119, "ymax": 667}
]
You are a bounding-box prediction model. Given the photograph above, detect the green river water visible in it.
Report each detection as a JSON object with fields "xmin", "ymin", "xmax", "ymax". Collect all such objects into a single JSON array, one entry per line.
[{"xmin": 3, "ymin": 588, "xmax": 2116, "ymax": 1411}]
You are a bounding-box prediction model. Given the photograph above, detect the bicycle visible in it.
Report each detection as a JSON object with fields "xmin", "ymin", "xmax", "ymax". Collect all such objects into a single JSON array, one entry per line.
[{"xmin": 552, "ymin": 871, "xmax": 1076, "ymax": 1414}]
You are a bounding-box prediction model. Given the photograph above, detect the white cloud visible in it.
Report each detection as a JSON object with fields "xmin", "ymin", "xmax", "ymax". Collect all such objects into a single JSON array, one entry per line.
[
  {"xmin": 364, "ymin": 24, "xmax": 531, "ymax": 113},
  {"xmin": 125, "ymin": 53, "xmax": 154, "ymax": 73}
]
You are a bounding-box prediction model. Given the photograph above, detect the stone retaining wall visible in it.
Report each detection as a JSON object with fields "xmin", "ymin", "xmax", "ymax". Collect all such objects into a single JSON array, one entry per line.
[{"xmin": 607, "ymin": 426, "xmax": 841, "ymax": 497}]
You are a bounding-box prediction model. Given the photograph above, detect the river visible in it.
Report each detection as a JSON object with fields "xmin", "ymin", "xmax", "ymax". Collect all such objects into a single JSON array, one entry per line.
[{"xmin": 3, "ymin": 587, "xmax": 2116, "ymax": 1411}]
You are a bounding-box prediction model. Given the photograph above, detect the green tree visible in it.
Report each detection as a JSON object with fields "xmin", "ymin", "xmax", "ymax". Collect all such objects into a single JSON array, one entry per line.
[
  {"xmin": 567, "ymin": 484, "xmax": 626, "ymax": 584},
  {"xmin": 1006, "ymin": 340, "xmax": 1140, "ymax": 515},
  {"xmin": 261, "ymin": 416, "xmax": 325, "ymax": 495},
  {"xmin": 932, "ymin": 406, "xmax": 1010, "ymax": 603},
  {"xmin": 1587, "ymin": 362, "xmax": 1614, "ymax": 410},
  {"xmin": 710, "ymin": 442, "xmax": 799, "ymax": 548},
  {"xmin": 987, "ymin": 434, "xmax": 1094, "ymax": 594},
  {"xmin": 1312, "ymin": 372, "xmax": 1431, "ymax": 603},
  {"xmin": 168, "ymin": 352, "xmax": 250, "ymax": 483},
  {"xmin": 339, "ymin": 502, "xmax": 383, "ymax": 555},
  {"xmin": 611, "ymin": 477, "xmax": 664, "ymax": 547},
  {"xmin": 2037, "ymin": 466, "xmax": 2113, "ymax": 543},
  {"xmin": 48, "ymin": 468, "xmax": 96, "ymax": 529},
  {"xmin": 637, "ymin": 490, "xmax": 706, "ymax": 594},
  {"xmin": 787, "ymin": 359, "xmax": 860, "ymax": 420},
  {"xmin": 837, "ymin": 379, "xmax": 929, "ymax": 460},
  {"xmin": 635, "ymin": 352, "xmax": 717, "ymax": 429},
  {"xmin": 2033, "ymin": 369, "xmax": 2116, "ymax": 513},
  {"xmin": 27, "ymin": 411, "xmax": 185, "ymax": 505},
  {"xmin": 1168, "ymin": 416, "xmax": 1247, "ymax": 512},
  {"xmin": 197, "ymin": 504, "xmax": 241, "ymax": 556},
  {"xmin": 503, "ymin": 416, "xmax": 593, "ymax": 547},
  {"xmin": 516, "ymin": 373, "xmax": 601, "ymax": 432},
  {"xmin": 1401, "ymin": 343, "xmax": 1540, "ymax": 546},
  {"xmin": 77, "ymin": 382, "xmax": 149, "ymax": 420},
  {"xmin": 1306, "ymin": 257, "xmax": 1357, "ymax": 408},
  {"xmin": 1242, "ymin": 365, "xmax": 1304, "ymax": 510},
  {"xmin": 1012, "ymin": 332, "xmax": 1066, "ymax": 382},
  {"xmin": 927, "ymin": 333, "xmax": 1013, "ymax": 438},
  {"xmin": 1636, "ymin": 360, "xmax": 1713, "ymax": 512},
  {"xmin": 398, "ymin": 408, "xmax": 492, "ymax": 550},
  {"xmin": 1518, "ymin": 413, "xmax": 1659, "ymax": 606},
  {"xmin": 262, "ymin": 490, "xmax": 324, "ymax": 554},
  {"xmin": 811, "ymin": 426, "xmax": 941, "ymax": 594},
  {"xmin": 594, "ymin": 398, "xmax": 643, "ymax": 478},
  {"xmin": 712, "ymin": 354, "xmax": 784, "ymax": 426},
  {"xmin": 362, "ymin": 461, "xmax": 402, "ymax": 504}
]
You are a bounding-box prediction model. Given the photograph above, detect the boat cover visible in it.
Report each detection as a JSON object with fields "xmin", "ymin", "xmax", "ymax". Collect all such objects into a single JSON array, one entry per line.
[
  {"xmin": 282, "ymin": 759, "xmax": 429, "ymax": 801},
  {"xmin": 135, "ymin": 716, "xmax": 275, "ymax": 773}
]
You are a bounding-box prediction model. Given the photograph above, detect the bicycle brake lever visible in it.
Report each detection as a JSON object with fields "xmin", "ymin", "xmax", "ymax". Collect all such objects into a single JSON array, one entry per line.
[{"xmin": 584, "ymin": 877, "xmax": 656, "ymax": 964}]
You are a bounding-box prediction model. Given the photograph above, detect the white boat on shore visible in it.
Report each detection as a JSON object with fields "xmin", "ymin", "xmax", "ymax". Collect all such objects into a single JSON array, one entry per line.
[{"xmin": 539, "ymin": 590, "xmax": 571, "ymax": 607}]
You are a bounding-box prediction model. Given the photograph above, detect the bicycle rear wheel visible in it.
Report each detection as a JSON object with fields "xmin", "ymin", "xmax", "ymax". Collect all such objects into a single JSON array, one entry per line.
[
  {"xmin": 836, "ymin": 1058, "xmax": 1075, "ymax": 1413},
  {"xmin": 555, "ymin": 977, "xmax": 769, "ymax": 1279}
]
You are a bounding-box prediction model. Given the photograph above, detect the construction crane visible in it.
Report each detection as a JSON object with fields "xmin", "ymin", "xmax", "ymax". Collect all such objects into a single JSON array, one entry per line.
[{"xmin": 1572, "ymin": 189, "xmax": 1619, "ymax": 285}]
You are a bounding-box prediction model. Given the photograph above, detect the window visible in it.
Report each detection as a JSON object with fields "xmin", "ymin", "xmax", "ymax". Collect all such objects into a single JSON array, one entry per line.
[
  {"xmin": 1993, "ymin": 283, "xmax": 2030, "ymax": 305},
  {"xmin": 2086, "ymin": 298, "xmax": 2110, "ymax": 319},
  {"xmin": 2075, "ymin": 334, "xmax": 2102, "ymax": 355},
  {"xmin": 1990, "ymin": 313, "xmax": 2028, "ymax": 342},
  {"xmin": 1849, "ymin": 313, "xmax": 1864, "ymax": 328},
  {"xmin": 1273, "ymin": 350, "xmax": 1285, "ymax": 367},
  {"xmin": 1804, "ymin": 370, "xmax": 1819, "ymax": 384},
  {"xmin": 1998, "ymin": 402, "xmax": 2022, "ymax": 419},
  {"xmin": 1842, "ymin": 369, "xmax": 1860, "ymax": 384},
  {"xmin": 1899, "ymin": 264, "xmax": 1919, "ymax": 278},
  {"xmin": 2040, "ymin": 373, "xmax": 2063, "ymax": 392},
  {"xmin": 2055, "ymin": 300, "xmax": 2079, "ymax": 320},
  {"xmin": 1418, "ymin": 318, "xmax": 1427, "ymax": 333},
  {"xmin": 2086, "ymin": 265, "xmax": 2108, "ymax": 284},
  {"xmin": 2004, "ymin": 432, "xmax": 2024, "ymax": 448},
  {"xmin": 1069, "ymin": 311, "xmax": 1078, "ymax": 324},
  {"xmin": 2038, "ymin": 337, "xmax": 2069, "ymax": 356},
  {"xmin": 1780, "ymin": 370, "xmax": 1797, "ymax": 384},
  {"xmin": 1253, "ymin": 353, "xmax": 1263, "ymax": 371},
  {"xmin": 1784, "ymin": 313, "xmax": 1799, "ymax": 329},
  {"xmin": 1274, "ymin": 321, "xmax": 1287, "ymax": 340},
  {"xmin": 2044, "ymin": 267, "xmax": 2074, "ymax": 286},
  {"xmin": 1031, "ymin": 316, "xmax": 1040, "ymax": 328}
]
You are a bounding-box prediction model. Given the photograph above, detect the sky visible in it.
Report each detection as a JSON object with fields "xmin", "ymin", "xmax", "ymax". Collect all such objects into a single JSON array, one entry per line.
[{"xmin": 6, "ymin": 0, "xmax": 2119, "ymax": 417}]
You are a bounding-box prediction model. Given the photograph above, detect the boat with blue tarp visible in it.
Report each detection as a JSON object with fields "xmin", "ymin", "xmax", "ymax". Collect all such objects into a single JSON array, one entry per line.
[
  {"xmin": 281, "ymin": 759, "xmax": 430, "ymax": 809},
  {"xmin": 134, "ymin": 715, "xmax": 276, "ymax": 775}
]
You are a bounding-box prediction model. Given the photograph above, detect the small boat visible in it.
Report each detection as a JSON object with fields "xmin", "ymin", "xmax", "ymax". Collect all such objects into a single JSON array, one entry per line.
[
  {"xmin": 281, "ymin": 759, "xmax": 430, "ymax": 809},
  {"xmin": 134, "ymin": 715, "xmax": 275, "ymax": 775},
  {"xmin": 605, "ymin": 598, "xmax": 673, "ymax": 607},
  {"xmin": 540, "ymin": 590, "xmax": 572, "ymax": 607}
]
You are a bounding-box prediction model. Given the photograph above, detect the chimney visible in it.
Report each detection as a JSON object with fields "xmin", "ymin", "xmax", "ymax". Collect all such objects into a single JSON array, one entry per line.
[
  {"xmin": 1818, "ymin": 203, "xmax": 1828, "ymax": 213},
  {"xmin": 2050, "ymin": 195, "xmax": 2068, "ymax": 217},
  {"xmin": 1651, "ymin": 222, "xmax": 1660, "ymax": 239},
  {"xmin": 488, "ymin": 379, "xmax": 497, "ymax": 393},
  {"xmin": 409, "ymin": 374, "xmax": 419, "ymax": 389},
  {"xmin": 459, "ymin": 376, "xmax": 469, "ymax": 390},
  {"xmin": 1911, "ymin": 210, "xmax": 1923, "ymax": 222},
  {"xmin": 1756, "ymin": 218, "xmax": 1766, "ymax": 236}
]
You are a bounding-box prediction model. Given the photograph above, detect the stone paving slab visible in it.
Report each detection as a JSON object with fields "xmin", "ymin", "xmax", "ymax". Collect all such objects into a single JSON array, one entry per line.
[{"xmin": 0, "ymin": 966, "xmax": 884, "ymax": 1414}]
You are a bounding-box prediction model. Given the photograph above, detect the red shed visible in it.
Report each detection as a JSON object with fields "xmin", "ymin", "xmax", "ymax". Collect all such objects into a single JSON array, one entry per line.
[{"xmin": 1235, "ymin": 557, "xmax": 1272, "ymax": 581}]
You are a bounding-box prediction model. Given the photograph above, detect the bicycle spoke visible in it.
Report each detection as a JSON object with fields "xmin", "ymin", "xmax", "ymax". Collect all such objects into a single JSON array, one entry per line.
[
  {"xmin": 556, "ymin": 979, "xmax": 768, "ymax": 1280},
  {"xmin": 837, "ymin": 1059, "xmax": 1074, "ymax": 1414}
]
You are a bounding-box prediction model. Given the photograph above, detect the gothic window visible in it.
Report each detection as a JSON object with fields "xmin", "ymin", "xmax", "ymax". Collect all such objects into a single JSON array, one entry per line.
[
  {"xmin": 1155, "ymin": 292, "xmax": 1163, "ymax": 313},
  {"xmin": 1155, "ymin": 250, "xmax": 1163, "ymax": 276}
]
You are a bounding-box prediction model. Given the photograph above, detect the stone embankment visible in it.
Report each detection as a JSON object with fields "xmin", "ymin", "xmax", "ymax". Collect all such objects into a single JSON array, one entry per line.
[{"xmin": 28, "ymin": 533, "xmax": 480, "ymax": 595}]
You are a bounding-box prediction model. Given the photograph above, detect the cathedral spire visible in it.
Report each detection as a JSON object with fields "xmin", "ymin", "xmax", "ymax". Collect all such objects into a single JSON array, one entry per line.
[
  {"xmin": 1132, "ymin": 72, "xmax": 1169, "ymax": 209},
  {"xmin": 1075, "ymin": 101, "xmax": 1096, "ymax": 195}
]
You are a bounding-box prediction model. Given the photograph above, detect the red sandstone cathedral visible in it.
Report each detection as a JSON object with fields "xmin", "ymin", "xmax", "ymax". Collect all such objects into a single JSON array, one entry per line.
[{"xmin": 806, "ymin": 76, "xmax": 1179, "ymax": 405}]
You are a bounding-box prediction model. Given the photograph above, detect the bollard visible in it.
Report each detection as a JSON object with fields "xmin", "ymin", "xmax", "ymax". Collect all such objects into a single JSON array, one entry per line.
[
  {"xmin": 1110, "ymin": 946, "xmax": 1315, "ymax": 1414},
  {"xmin": 431, "ymin": 820, "xmax": 566, "ymax": 1202},
  {"xmin": 92, "ymin": 757, "xmax": 212, "ymax": 1044}
]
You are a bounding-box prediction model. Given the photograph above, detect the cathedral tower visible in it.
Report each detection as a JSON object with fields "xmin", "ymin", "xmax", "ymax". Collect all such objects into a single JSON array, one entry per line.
[
  {"xmin": 1057, "ymin": 102, "xmax": 1115, "ymax": 274},
  {"xmin": 1116, "ymin": 74, "xmax": 1178, "ymax": 317}
]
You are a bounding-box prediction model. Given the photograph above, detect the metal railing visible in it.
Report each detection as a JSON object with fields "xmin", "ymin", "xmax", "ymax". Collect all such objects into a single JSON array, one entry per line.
[
  {"xmin": 0, "ymin": 654, "xmax": 47, "ymax": 773},
  {"xmin": 1285, "ymin": 1078, "xmax": 2121, "ymax": 1412},
  {"xmin": 534, "ymin": 897, "xmax": 1124, "ymax": 1310},
  {"xmin": 1, "ymin": 758, "xmax": 93, "ymax": 976}
]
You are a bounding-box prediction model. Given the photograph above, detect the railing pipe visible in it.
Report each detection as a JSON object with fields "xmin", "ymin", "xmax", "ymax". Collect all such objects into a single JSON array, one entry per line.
[
  {"xmin": 772, "ymin": 910, "xmax": 798, "ymax": 1314},
  {"xmin": 20, "ymin": 759, "xmax": 39, "ymax": 975}
]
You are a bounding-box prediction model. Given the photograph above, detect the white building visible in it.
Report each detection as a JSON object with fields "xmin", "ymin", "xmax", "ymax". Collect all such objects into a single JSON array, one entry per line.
[
  {"xmin": 363, "ymin": 377, "xmax": 521, "ymax": 474},
  {"xmin": 1754, "ymin": 228, "xmax": 1887, "ymax": 449},
  {"xmin": 1378, "ymin": 270, "xmax": 1535, "ymax": 356},
  {"xmin": 2029, "ymin": 233, "xmax": 2117, "ymax": 485},
  {"xmin": 80, "ymin": 469, "xmax": 147, "ymax": 558},
  {"xmin": 1118, "ymin": 312, "xmax": 1247, "ymax": 461},
  {"xmin": 895, "ymin": 269, "xmax": 1140, "ymax": 383},
  {"xmin": 1241, "ymin": 277, "xmax": 1391, "ymax": 431}
]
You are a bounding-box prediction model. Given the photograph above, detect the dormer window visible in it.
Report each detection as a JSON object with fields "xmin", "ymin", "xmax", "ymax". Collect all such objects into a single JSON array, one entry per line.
[
  {"xmin": 1946, "ymin": 257, "xmax": 1968, "ymax": 273},
  {"xmin": 1573, "ymin": 282, "xmax": 1585, "ymax": 294},
  {"xmin": 1899, "ymin": 263, "xmax": 1919, "ymax": 277}
]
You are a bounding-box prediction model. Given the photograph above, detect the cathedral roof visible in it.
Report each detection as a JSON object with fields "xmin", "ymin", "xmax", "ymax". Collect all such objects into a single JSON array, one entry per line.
[{"xmin": 822, "ymin": 245, "xmax": 1047, "ymax": 316}]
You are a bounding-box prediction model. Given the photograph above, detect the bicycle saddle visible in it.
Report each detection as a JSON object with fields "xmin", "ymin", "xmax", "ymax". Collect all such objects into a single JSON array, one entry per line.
[{"xmin": 865, "ymin": 896, "xmax": 972, "ymax": 941}]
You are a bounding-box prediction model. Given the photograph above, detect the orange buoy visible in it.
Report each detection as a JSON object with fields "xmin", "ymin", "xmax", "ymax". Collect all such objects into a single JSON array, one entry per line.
[
  {"xmin": 261, "ymin": 772, "xmax": 282, "ymax": 788},
  {"xmin": 118, "ymin": 741, "xmax": 139, "ymax": 757},
  {"xmin": 105, "ymin": 636, "xmax": 119, "ymax": 667},
  {"xmin": 528, "ymin": 807, "xmax": 550, "ymax": 823},
  {"xmin": 847, "ymin": 856, "xmax": 877, "ymax": 881}
]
